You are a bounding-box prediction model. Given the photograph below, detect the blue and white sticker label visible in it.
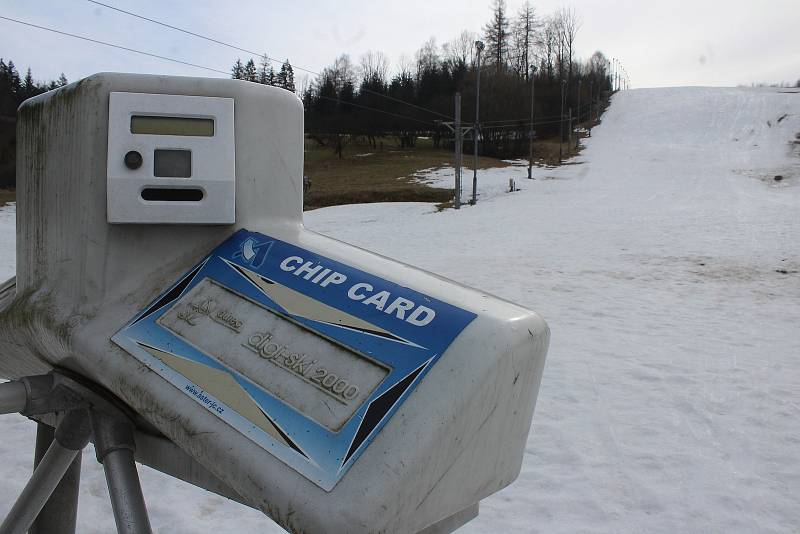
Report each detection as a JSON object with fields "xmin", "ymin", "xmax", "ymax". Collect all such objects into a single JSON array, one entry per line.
[{"xmin": 112, "ymin": 229, "xmax": 476, "ymax": 490}]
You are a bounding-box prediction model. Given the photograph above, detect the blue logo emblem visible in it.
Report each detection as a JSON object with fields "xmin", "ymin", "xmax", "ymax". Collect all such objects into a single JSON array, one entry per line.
[{"xmin": 234, "ymin": 237, "xmax": 272, "ymax": 269}]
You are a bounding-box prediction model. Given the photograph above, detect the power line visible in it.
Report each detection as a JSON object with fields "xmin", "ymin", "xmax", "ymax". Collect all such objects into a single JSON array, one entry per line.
[
  {"xmin": 315, "ymin": 96, "xmax": 436, "ymax": 126},
  {"xmin": 0, "ymin": 15, "xmax": 229, "ymax": 75},
  {"xmin": 0, "ymin": 15, "xmax": 440, "ymax": 127},
  {"xmin": 86, "ymin": 0, "xmax": 301, "ymax": 73},
  {"xmin": 480, "ymin": 118, "xmax": 566, "ymax": 130},
  {"xmin": 481, "ymin": 102, "xmax": 594, "ymax": 125},
  {"xmin": 481, "ymin": 113, "xmax": 562, "ymax": 125},
  {"xmin": 355, "ymin": 90, "xmax": 453, "ymax": 120},
  {"xmin": 85, "ymin": 0, "xmax": 454, "ymax": 120}
]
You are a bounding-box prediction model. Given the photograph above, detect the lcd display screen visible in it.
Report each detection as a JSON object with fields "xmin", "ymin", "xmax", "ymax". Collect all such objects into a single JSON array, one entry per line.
[{"xmin": 130, "ymin": 116, "xmax": 214, "ymax": 136}]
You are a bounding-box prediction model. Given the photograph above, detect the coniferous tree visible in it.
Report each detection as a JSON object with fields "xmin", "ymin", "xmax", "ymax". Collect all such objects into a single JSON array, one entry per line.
[
  {"xmin": 231, "ymin": 59, "xmax": 244, "ymax": 79},
  {"xmin": 243, "ymin": 59, "xmax": 257, "ymax": 82},
  {"xmin": 279, "ymin": 61, "xmax": 295, "ymax": 93},
  {"xmin": 58, "ymin": 73, "xmax": 68, "ymax": 87},
  {"xmin": 275, "ymin": 68, "xmax": 286, "ymax": 89},
  {"xmin": 6, "ymin": 61, "xmax": 21, "ymax": 95},
  {"xmin": 0, "ymin": 59, "xmax": 15, "ymax": 116},
  {"xmin": 22, "ymin": 68, "xmax": 35, "ymax": 100}
]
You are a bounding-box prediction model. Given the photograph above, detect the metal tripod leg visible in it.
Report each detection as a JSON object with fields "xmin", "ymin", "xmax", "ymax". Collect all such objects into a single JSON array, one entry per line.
[
  {"xmin": 29, "ymin": 422, "xmax": 82, "ymax": 534},
  {"xmin": 0, "ymin": 410, "xmax": 90, "ymax": 534},
  {"xmin": 1, "ymin": 374, "xmax": 154, "ymax": 534},
  {"xmin": 91, "ymin": 412, "xmax": 153, "ymax": 534}
]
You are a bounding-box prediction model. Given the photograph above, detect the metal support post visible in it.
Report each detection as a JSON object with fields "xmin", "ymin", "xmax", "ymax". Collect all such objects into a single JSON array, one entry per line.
[
  {"xmin": 91, "ymin": 412, "xmax": 153, "ymax": 534},
  {"xmin": 454, "ymin": 93, "xmax": 462, "ymax": 209},
  {"xmin": 0, "ymin": 410, "xmax": 90, "ymax": 534},
  {"xmin": 472, "ymin": 40, "xmax": 484, "ymax": 205},
  {"xmin": 589, "ymin": 80, "xmax": 594, "ymax": 137},
  {"xmin": 29, "ymin": 423, "xmax": 82, "ymax": 534},
  {"xmin": 527, "ymin": 65, "xmax": 537, "ymax": 179},
  {"xmin": 568, "ymin": 107, "xmax": 573, "ymax": 152},
  {"xmin": 559, "ymin": 79, "xmax": 566, "ymax": 163}
]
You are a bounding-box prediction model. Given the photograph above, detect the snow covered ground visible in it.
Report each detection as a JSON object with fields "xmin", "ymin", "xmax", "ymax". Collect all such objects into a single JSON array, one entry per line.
[{"xmin": 1, "ymin": 86, "xmax": 799, "ymax": 532}]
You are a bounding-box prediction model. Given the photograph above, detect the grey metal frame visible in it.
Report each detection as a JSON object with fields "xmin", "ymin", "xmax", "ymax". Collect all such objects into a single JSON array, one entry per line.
[
  {"xmin": 29, "ymin": 422, "xmax": 83, "ymax": 534},
  {"xmin": 0, "ymin": 374, "xmax": 153, "ymax": 534}
]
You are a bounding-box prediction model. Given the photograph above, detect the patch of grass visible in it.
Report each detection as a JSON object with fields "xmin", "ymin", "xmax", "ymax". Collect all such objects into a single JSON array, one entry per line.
[
  {"xmin": 531, "ymin": 136, "xmax": 583, "ymax": 165},
  {"xmin": 303, "ymin": 139, "xmax": 509, "ymax": 210}
]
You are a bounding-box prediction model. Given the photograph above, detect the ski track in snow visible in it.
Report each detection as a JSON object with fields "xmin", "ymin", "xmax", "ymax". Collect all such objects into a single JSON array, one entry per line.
[{"xmin": 1, "ymin": 86, "xmax": 799, "ymax": 533}]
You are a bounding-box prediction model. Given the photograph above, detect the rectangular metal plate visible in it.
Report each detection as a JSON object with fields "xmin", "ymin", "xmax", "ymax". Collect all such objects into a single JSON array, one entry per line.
[
  {"xmin": 158, "ymin": 279, "xmax": 389, "ymax": 431},
  {"xmin": 107, "ymin": 92, "xmax": 235, "ymax": 224},
  {"xmin": 112, "ymin": 230, "xmax": 477, "ymax": 490}
]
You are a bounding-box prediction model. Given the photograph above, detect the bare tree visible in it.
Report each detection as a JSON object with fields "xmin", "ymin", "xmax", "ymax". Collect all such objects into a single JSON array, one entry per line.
[
  {"xmin": 258, "ymin": 54, "xmax": 274, "ymax": 85},
  {"xmin": 556, "ymin": 7, "xmax": 582, "ymax": 88},
  {"xmin": 511, "ymin": 1, "xmax": 540, "ymax": 79},
  {"xmin": 296, "ymin": 73, "xmax": 310, "ymax": 96},
  {"xmin": 415, "ymin": 37, "xmax": 440, "ymax": 79},
  {"xmin": 395, "ymin": 54, "xmax": 415, "ymax": 79},
  {"xmin": 322, "ymin": 54, "xmax": 359, "ymax": 93},
  {"xmin": 443, "ymin": 30, "xmax": 477, "ymax": 69},
  {"xmin": 588, "ymin": 51, "xmax": 608, "ymax": 78},
  {"xmin": 359, "ymin": 50, "xmax": 389, "ymax": 86},
  {"xmin": 541, "ymin": 15, "xmax": 560, "ymax": 80}
]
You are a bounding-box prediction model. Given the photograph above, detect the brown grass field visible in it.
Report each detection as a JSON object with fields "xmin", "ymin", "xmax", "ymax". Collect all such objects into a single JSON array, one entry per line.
[{"xmin": 303, "ymin": 135, "xmax": 583, "ymax": 210}]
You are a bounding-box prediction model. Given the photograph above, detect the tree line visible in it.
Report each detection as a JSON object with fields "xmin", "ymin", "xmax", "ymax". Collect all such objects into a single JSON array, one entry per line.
[
  {"xmin": 0, "ymin": 59, "xmax": 68, "ymax": 187},
  {"xmin": 231, "ymin": 1, "xmax": 614, "ymax": 158},
  {"xmin": 231, "ymin": 57, "xmax": 296, "ymax": 93},
  {"xmin": 0, "ymin": 59, "xmax": 68, "ymax": 117}
]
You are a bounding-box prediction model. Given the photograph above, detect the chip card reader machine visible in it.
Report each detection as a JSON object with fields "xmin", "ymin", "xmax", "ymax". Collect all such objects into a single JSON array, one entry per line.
[{"xmin": 0, "ymin": 73, "xmax": 549, "ymax": 534}]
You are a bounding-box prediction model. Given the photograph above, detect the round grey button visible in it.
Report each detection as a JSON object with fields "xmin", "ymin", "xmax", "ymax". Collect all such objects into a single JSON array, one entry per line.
[{"xmin": 124, "ymin": 150, "xmax": 143, "ymax": 170}]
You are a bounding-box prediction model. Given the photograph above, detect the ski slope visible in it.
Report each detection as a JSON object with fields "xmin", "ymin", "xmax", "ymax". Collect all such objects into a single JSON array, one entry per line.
[{"xmin": 1, "ymin": 86, "xmax": 799, "ymax": 532}]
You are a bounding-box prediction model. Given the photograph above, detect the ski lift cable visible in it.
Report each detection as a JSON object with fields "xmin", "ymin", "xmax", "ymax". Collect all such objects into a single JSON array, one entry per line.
[
  {"xmin": 0, "ymin": 15, "xmax": 229, "ymax": 75},
  {"xmin": 0, "ymin": 15, "xmax": 439, "ymax": 127},
  {"xmin": 86, "ymin": 0, "xmax": 455, "ymax": 120}
]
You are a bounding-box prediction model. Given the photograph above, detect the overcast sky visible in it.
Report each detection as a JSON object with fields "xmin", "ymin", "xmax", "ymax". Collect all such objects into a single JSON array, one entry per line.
[{"xmin": 1, "ymin": 0, "xmax": 798, "ymax": 89}]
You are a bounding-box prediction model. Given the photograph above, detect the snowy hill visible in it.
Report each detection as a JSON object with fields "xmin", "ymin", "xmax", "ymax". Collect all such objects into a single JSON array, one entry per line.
[{"xmin": 1, "ymin": 86, "xmax": 799, "ymax": 532}]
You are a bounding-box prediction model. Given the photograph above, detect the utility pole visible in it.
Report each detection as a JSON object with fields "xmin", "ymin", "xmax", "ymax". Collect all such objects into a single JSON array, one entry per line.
[
  {"xmin": 454, "ymin": 92, "xmax": 462, "ymax": 209},
  {"xmin": 438, "ymin": 94, "xmax": 472, "ymax": 210},
  {"xmin": 472, "ymin": 40, "xmax": 484, "ymax": 205},
  {"xmin": 612, "ymin": 58, "xmax": 616, "ymax": 91},
  {"xmin": 588, "ymin": 79, "xmax": 593, "ymax": 137},
  {"xmin": 611, "ymin": 58, "xmax": 617, "ymax": 93},
  {"xmin": 527, "ymin": 65, "xmax": 537, "ymax": 180},
  {"xmin": 559, "ymin": 79, "xmax": 566, "ymax": 163},
  {"xmin": 568, "ymin": 107, "xmax": 573, "ymax": 151}
]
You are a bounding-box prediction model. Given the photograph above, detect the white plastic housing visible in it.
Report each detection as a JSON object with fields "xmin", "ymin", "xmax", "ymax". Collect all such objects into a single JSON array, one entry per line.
[
  {"xmin": 3, "ymin": 73, "xmax": 549, "ymax": 534},
  {"xmin": 107, "ymin": 92, "xmax": 235, "ymax": 224}
]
